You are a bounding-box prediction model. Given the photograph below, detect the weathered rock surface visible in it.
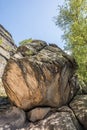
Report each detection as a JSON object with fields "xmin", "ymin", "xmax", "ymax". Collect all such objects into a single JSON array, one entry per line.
[
  {"xmin": 0, "ymin": 104, "xmax": 84, "ymax": 130},
  {"xmin": 26, "ymin": 107, "xmax": 82, "ymax": 130},
  {"xmin": 0, "ymin": 106, "xmax": 26, "ymax": 129},
  {"xmin": 0, "ymin": 24, "xmax": 17, "ymax": 96},
  {"xmin": 2, "ymin": 40, "xmax": 79, "ymax": 110},
  {"xmin": 70, "ymin": 95, "xmax": 87, "ymax": 130},
  {"xmin": 0, "ymin": 24, "xmax": 16, "ymax": 78},
  {"xmin": 0, "ymin": 79, "xmax": 7, "ymax": 96},
  {"xmin": 82, "ymin": 86, "xmax": 87, "ymax": 94},
  {"xmin": 27, "ymin": 107, "xmax": 51, "ymax": 122}
]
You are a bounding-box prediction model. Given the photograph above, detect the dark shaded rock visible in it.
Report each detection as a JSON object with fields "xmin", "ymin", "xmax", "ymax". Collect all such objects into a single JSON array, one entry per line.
[
  {"xmin": 2, "ymin": 40, "xmax": 79, "ymax": 110},
  {"xmin": 0, "ymin": 106, "xmax": 26, "ymax": 129},
  {"xmin": 70, "ymin": 95, "xmax": 87, "ymax": 130},
  {"xmin": 27, "ymin": 107, "xmax": 51, "ymax": 122},
  {"xmin": 82, "ymin": 86, "xmax": 87, "ymax": 94},
  {"xmin": 0, "ymin": 97, "xmax": 11, "ymax": 111}
]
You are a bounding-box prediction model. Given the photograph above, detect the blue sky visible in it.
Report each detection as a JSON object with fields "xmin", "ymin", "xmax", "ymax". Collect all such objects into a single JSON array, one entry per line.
[{"xmin": 0, "ymin": 0, "xmax": 64, "ymax": 48}]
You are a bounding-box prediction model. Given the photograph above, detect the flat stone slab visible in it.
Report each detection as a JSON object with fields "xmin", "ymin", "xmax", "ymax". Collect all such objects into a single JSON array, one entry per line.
[{"xmin": 27, "ymin": 107, "xmax": 51, "ymax": 122}]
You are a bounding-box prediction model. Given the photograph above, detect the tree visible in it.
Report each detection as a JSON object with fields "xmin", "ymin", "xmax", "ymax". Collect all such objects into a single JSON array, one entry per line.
[{"xmin": 55, "ymin": 0, "xmax": 87, "ymax": 87}]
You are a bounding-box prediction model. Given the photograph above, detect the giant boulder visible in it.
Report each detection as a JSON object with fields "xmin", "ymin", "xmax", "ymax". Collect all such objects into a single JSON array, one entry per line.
[{"xmin": 2, "ymin": 40, "xmax": 79, "ymax": 110}]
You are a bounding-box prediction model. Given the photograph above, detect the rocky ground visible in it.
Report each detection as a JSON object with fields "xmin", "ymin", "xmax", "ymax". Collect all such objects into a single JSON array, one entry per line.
[{"xmin": 0, "ymin": 96, "xmax": 86, "ymax": 130}]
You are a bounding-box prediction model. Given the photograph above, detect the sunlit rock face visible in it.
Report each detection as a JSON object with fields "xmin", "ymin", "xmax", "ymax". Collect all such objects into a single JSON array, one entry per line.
[
  {"xmin": 0, "ymin": 24, "xmax": 16, "ymax": 78},
  {"xmin": 0, "ymin": 24, "xmax": 17, "ymax": 96},
  {"xmin": 70, "ymin": 95, "xmax": 87, "ymax": 130}
]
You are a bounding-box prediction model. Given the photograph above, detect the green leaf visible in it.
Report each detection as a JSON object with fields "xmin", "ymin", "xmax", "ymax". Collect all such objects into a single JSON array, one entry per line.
[{"xmin": 55, "ymin": 0, "xmax": 87, "ymax": 86}]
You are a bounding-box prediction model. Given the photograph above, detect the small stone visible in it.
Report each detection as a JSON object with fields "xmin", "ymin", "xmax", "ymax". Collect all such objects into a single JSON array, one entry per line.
[{"xmin": 27, "ymin": 107, "xmax": 51, "ymax": 122}]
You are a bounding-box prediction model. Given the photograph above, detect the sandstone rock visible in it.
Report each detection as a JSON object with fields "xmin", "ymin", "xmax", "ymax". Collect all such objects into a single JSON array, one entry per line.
[
  {"xmin": 0, "ymin": 24, "xmax": 16, "ymax": 78},
  {"xmin": 0, "ymin": 56, "xmax": 7, "ymax": 78},
  {"xmin": 14, "ymin": 52, "xmax": 23, "ymax": 59},
  {"xmin": 17, "ymin": 39, "xmax": 47, "ymax": 56},
  {"xmin": 0, "ymin": 105, "xmax": 83, "ymax": 130},
  {"xmin": 0, "ymin": 24, "xmax": 16, "ymax": 53},
  {"xmin": 0, "ymin": 46, "xmax": 10, "ymax": 59},
  {"xmin": 0, "ymin": 25, "xmax": 85, "ymax": 130},
  {"xmin": 0, "ymin": 79, "xmax": 7, "ymax": 96},
  {"xmin": 0, "ymin": 24, "xmax": 17, "ymax": 96},
  {"xmin": 0, "ymin": 106, "xmax": 26, "ymax": 129},
  {"xmin": 2, "ymin": 40, "xmax": 79, "ymax": 110},
  {"xmin": 70, "ymin": 95, "xmax": 87, "ymax": 130},
  {"xmin": 27, "ymin": 107, "xmax": 51, "ymax": 122},
  {"xmin": 27, "ymin": 110, "xmax": 82, "ymax": 130}
]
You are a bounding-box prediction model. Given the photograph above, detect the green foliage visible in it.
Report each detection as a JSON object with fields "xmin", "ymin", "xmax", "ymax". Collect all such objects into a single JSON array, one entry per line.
[
  {"xmin": 25, "ymin": 50, "xmax": 34, "ymax": 56},
  {"xmin": 4, "ymin": 31, "xmax": 9, "ymax": 37},
  {"xmin": 56, "ymin": 0, "xmax": 87, "ymax": 86},
  {"xmin": 0, "ymin": 38, "xmax": 2, "ymax": 45},
  {"xmin": 19, "ymin": 38, "xmax": 32, "ymax": 45},
  {"xmin": 6, "ymin": 45, "xmax": 12, "ymax": 51}
]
